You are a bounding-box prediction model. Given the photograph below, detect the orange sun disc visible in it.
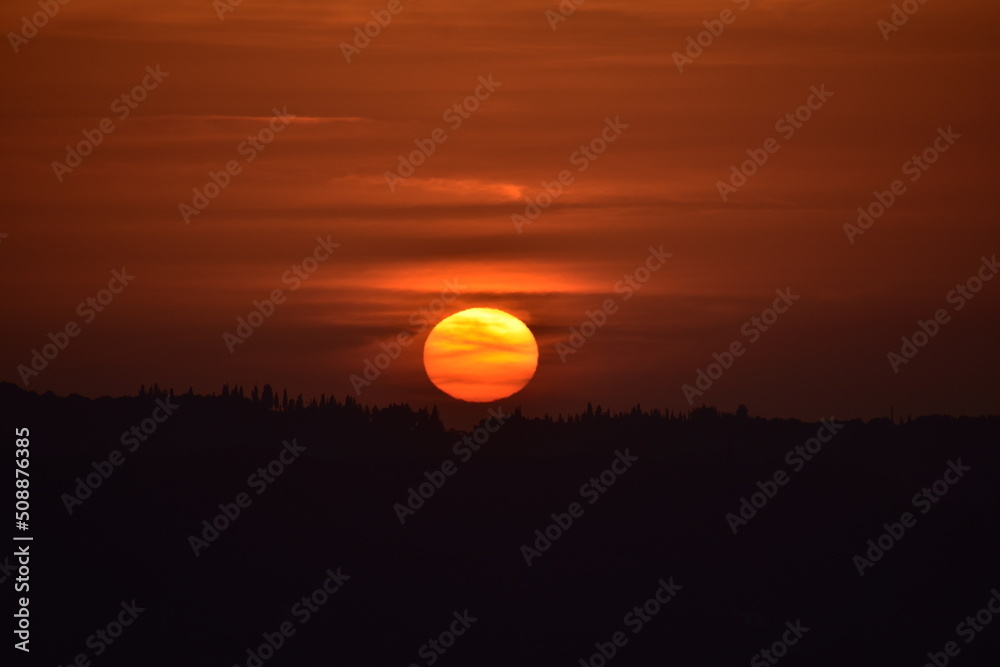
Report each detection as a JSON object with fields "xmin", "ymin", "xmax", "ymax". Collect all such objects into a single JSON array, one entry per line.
[{"xmin": 423, "ymin": 307, "xmax": 539, "ymax": 402}]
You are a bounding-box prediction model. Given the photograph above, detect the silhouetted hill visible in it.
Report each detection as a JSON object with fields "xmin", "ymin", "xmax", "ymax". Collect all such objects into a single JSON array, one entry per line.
[{"xmin": 2, "ymin": 384, "xmax": 998, "ymax": 666}]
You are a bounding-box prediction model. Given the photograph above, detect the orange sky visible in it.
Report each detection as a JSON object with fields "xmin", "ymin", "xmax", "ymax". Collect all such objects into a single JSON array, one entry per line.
[{"xmin": 2, "ymin": 0, "xmax": 998, "ymax": 425}]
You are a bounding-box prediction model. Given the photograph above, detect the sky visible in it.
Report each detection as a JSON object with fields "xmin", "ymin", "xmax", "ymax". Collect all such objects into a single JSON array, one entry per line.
[{"xmin": 2, "ymin": 0, "xmax": 998, "ymax": 427}]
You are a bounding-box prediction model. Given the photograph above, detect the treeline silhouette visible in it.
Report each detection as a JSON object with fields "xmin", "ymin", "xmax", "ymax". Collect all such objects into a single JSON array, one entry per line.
[
  {"xmin": 133, "ymin": 381, "xmax": 749, "ymax": 426},
  {"xmin": 3, "ymin": 382, "xmax": 998, "ymax": 667}
]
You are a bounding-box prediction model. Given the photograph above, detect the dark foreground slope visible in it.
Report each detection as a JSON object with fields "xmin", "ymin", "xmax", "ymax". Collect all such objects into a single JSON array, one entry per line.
[{"xmin": 2, "ymin": 384, "xmax": 998, "ymax": 666}]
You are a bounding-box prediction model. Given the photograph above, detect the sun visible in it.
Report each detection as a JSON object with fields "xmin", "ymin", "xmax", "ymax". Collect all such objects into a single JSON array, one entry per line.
[{"xmin": 423, "ymin": 308, "xmax": 539, "ymax": 402}]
